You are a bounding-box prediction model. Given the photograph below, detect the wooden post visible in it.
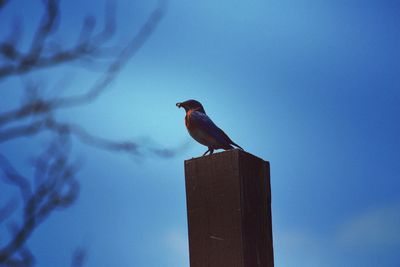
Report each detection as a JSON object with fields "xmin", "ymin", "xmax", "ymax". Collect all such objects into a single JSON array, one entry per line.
[{"xmin": 184, "ymin": 149, "xmax": 274, "ymax": 267}]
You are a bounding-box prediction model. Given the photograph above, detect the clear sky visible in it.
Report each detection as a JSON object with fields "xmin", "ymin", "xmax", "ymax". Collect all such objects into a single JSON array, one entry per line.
[{"xmin": 1, "ymin": 0, "xmax": 399, "ymax": 266}]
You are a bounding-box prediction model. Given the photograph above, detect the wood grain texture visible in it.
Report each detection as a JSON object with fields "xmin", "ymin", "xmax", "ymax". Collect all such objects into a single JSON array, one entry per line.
[{"xmin": 184, "ymin": 149, "xmax": 274, "ymax": 267}]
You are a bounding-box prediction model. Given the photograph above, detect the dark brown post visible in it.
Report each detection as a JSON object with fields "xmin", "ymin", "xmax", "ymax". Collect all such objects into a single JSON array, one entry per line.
[{"xmin": 184, "ymin": 149, "xmax": 274, "ymax": 267}]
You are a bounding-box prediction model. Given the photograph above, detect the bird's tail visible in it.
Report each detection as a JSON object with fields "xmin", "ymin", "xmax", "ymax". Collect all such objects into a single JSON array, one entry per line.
[{"xmin": 219, "ymin": 128, "xmax": 244, "ymax": 151}]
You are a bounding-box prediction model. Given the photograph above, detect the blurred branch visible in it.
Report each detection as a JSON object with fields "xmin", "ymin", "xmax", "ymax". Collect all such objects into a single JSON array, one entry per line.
[
  {"xmin": 0, "ymin": 135, "xmax": 79, "ymax": 265},
  {"xmin": 0, "ymin": 0, "xmax": 171, "ymax": 266},
  {"xmin": 0, "ymin": 116, "xmax": 179, "ymax": 158},
  {"xmin": 0, "ymin": 0, "xmax": 166, "ymax": 128},
  {"xmin": 0, "ymin": 0, "xmax": 176, "ymax": 157},
  {"xmin": 28, "ymin": 0, "xmax": 60, "ymax": 59},
  {"xmin": 0, "ymin": 154, "xmax": 31, "ymax": 201},
  {"xmin": 0, "ymin": 120, "xmax": 44, "ymax": 142},
  {"xmin": 55, "ymin": 0, "xmax": 166, "ymax": 108},
  {"xmin": 0, "ymin": 0, "xmax": 116, "ymax": 80}
]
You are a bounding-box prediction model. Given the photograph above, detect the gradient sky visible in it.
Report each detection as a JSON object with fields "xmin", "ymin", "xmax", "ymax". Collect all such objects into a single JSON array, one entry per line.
[{"xmin": 1, "ymin": 0, "xmax": 400, "ymax": 266}]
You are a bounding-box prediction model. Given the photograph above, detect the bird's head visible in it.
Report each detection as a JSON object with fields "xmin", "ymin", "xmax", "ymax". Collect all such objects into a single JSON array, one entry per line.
[{"xmin": 176, "ymin": 99, "xmax": 206, "ymax": 114}]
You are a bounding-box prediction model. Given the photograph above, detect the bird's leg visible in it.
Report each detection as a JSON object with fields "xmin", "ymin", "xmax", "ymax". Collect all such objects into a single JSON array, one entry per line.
[
  {"xmin": 209, "ymin": 148, "xmax": 214, "ymax": 155},
  {"xmin": 202, "ymin": 148, "xmax": 210, "ymax": 156}
]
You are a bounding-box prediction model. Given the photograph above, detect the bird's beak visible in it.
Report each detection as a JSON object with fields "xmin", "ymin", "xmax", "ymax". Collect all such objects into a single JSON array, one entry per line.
[{"xmin": 176, "ymin": 102, "xmax": 182, "ymax": 108}]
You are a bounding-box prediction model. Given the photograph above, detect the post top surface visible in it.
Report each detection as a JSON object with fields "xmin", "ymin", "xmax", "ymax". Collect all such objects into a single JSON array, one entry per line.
[{"xmin": 184, "ymin": 149, "xmax": 268, "ymax": 164}]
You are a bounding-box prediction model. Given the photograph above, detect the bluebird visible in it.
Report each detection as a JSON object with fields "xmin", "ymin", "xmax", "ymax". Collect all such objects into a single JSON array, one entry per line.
[{"xmin": 176, "ymin": 99, "xmax": 243, "ymax": 156}]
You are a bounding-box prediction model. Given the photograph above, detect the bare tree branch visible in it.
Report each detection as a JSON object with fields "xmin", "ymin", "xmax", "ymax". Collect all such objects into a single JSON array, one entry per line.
[
  {"xmin": 0, "ymin": 0, "xmax": 166, "ymax": 126},
  {"xmin": 0, "ymin": 0, "xmax": 117, "ymax": 80},
  {"xmin": 0, "ymin": 135, "xmax": 79, "ymax": 264},
  {"xmin": 0, "ymin": 0, "xmax": 173, "ymax": 265},
  {"xmin": 0, "ymin": 116, "xmax": 179, "ymax": 158},
  {"xmin": 28, "ymin": 0, "xmax": 60, "ymax": 59},
  {"xmin": 54, "ymin": 0, "xmax": 166, "ymax": 108},
  {"xmin": 0, "ymin": 154, "xmax": 31, "ymax": 201},
  {"xmin": 0, "ymin": 120, "xmax": 44, "ymax": 142}
]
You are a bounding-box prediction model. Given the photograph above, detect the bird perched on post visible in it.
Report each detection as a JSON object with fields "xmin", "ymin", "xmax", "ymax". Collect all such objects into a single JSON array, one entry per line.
[{"xmin": 176, "ymin": 99, "xmax": 243, "ymax": 156}]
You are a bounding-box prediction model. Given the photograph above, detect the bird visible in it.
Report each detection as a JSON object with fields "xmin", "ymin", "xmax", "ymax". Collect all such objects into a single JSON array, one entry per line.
[{"xmin": 176, "ymin": 99, "xmax": 243, "ymax": 156}]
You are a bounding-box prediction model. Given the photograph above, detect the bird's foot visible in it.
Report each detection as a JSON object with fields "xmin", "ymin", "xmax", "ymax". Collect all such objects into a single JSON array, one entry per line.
[
  {"xmin": 202, "ymin": 148, "xmax": 214, "ymax": 156},
  {"xmin": 202, "ymin": 149, "xmax": 210, "ymax": 156}
]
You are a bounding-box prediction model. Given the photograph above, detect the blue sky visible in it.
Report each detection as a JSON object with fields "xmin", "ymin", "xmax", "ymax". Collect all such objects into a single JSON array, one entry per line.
[{"xmin": 0, "ymin": 0, "xmax": 399, "ymax": 266}]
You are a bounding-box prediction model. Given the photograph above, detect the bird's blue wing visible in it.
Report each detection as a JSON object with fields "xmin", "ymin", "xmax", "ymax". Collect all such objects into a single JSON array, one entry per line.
[{"xmin": 189, "ymin": 111, "xmax": 233, "ymax": 149}]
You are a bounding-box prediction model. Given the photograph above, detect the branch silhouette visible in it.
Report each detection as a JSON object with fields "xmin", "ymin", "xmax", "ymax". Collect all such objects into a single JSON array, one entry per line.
[
  {"xmin": 0, "ymin": 0, "xmax": 173, "ymax": 266},
  {"xmin": 0, "ymin": 135, "xmax": 79, "ymax": 265}
]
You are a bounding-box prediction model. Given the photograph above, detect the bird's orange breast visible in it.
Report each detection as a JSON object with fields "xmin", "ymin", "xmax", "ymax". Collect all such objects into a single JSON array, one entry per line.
[{"xmin": 185, "ymin": 110, "xmax": 197, "ymax": 131}]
